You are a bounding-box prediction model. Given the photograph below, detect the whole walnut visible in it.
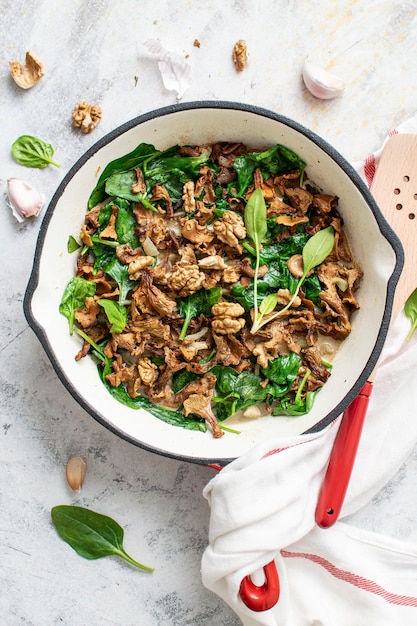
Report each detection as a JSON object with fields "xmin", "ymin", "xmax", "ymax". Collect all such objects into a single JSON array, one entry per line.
[
  {"xmin": 213, "ymin": 212, "xmax": 246, "ymax": 251},
  {"xmin": 211, "ymin": 301, "xmax": 246, "ymax": 335},
  {"xmin": 72, "ymin": 101, "xmax": 102, "ymax": 134}
]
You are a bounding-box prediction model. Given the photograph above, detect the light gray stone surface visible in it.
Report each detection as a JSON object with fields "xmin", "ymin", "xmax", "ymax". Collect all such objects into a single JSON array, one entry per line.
[{"xmin": 2, "ymin": 1, "xmax": 417, "ymax": 624}]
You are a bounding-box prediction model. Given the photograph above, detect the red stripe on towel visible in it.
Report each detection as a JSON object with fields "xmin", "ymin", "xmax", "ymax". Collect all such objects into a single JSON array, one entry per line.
[{"xmin": 281, "ymin": 549, "xmax": 417, "ymax": 607}]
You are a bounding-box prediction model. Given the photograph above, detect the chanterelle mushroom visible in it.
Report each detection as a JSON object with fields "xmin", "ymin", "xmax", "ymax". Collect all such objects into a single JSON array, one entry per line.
[
  {"xmin": 72, "ymin": 101, "xmax": 102, "ymax": 134},
  {"xmin": 9, "ymin": 51, "xmax": 45, "ymax": 89}
]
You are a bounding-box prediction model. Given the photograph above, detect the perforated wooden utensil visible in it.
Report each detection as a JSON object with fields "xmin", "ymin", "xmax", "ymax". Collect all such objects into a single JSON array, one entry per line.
[{"xmin": 315, "ymin": 133, "xmax": 417, "ymax": 528}]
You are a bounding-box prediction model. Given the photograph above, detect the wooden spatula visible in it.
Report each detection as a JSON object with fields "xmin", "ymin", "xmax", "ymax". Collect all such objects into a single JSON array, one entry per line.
[{"xmin": 315, "ymin": 133, "xmax": 417, "ymax": 528}]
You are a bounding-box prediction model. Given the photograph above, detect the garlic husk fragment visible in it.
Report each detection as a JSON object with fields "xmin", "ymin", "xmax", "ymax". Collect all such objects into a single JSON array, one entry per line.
[
  {"xmin": 302, "ymin": 60, "xmax": 345, "ymax": 100},
  {"xmin": 144, "ymin": 39, "xmax": 191, "ymax": 100},
  {"xmin": 66, "ymin": 456, "xmax": 87, "ymax": 492},
  {"xmin": 6, "ymin": 178, "xmax": 45, "ymax": 222}
]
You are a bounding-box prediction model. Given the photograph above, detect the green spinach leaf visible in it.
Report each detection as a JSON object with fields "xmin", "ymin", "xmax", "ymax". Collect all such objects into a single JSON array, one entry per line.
[
  {"xmin": 233, "ymin": 144, "xmax": 306, "ymax": 196},
  {"xmin": 258, "ymin": 233, "xmax": 309, "ymax": 264},
  {"xmin": 104, "ymin": 171, "xmax": 155, "ymax": 210},
  {"xmin": 104, "ymin": 257, "xmax": 136, "ymax": 305},
  {"xmin": 59, "ymin": 277, "xmax": 97, "ymax": 334},
  {"xmin": 272, "ymin": 390, "xmax": 316, "ymax": 416},
  {"xmin": 404, "ymin": 287, "xmax": 417, "ymax": 341},
  {"xmin": 12, "ymin": 135, "xmax": 60, "ymax": 169},
  {"xmin": 51, "ymin": 505, "xmax": 153, "ymax": 571},
  {"xmin": 254, "ymin": 226, "xmax": 335, "ymax": 331},
  {"xmin": 302, "ymin": 225, "xmax": 335, "ymax": 274},
  {"xmin": 177, "ymin": 287, "xmax": 222, "ymax": 340},
  {"xmin": 88, "ymin": 142, "xmax": 159, "ymax": 209},
  {"xmin": 172, "ymin": 370, "xmax": 199, "ymax": 394},
  {"xmin": 97, "ymin": 299, "xmax": 128, "ymax": 333},
  {"xmin": 262, "ymin": 352, "xmax": 302, "ymax": 397},
  {"xmin": 67, "ymin": 235, "xmax": 80, "ymax": 253},
  {"xmin": 210, "ymin": 366, "xmax": 269, "ymax": 419}
]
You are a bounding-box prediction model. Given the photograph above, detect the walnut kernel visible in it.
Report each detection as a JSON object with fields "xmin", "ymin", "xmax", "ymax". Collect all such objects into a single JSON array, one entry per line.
[{"xmin": 72, "ymin": 101, "xmax": 102, "ymax": 134}]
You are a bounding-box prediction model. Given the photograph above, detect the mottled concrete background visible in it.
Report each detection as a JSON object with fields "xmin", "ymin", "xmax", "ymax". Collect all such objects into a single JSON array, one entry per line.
[{"xmin": 2, "ymin": 1, "xmax": 417, "ymax": 624}]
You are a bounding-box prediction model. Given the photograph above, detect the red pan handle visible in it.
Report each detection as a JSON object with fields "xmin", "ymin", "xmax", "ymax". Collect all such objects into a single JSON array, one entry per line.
[
  {"xmin": 208, "ymin": 465, "xmax": 281, "ymax": 611},
  {"xmin": 315, "ymin": 381, "xmax": 373, "ymax": 528},
  {"xmin": 239, "ymin": 560, "xmax": 280, "ymax": 611}
]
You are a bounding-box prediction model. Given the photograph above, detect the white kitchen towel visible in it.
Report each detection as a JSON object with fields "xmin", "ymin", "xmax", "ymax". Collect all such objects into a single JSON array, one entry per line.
[{"xmin": 201, "ymin": 123, "xmax": 417, "ymax": 625}]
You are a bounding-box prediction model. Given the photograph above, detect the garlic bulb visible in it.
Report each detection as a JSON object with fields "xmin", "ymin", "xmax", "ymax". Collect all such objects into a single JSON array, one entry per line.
[
  {"xmin": 302, "ymin": 60, "xmax": 345, "ymax": 100},
  {"xmin": 66, "ymin": 456, "xmax": 87, "ymax": 492},
  {"xmin": 6, "ymin": 178, "xmax": 45, "ymax": 222}
]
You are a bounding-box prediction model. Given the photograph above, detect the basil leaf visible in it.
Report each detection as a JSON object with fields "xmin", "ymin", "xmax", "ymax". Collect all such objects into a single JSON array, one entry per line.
[
  {"xmin": 51, "ymin": 505, "xmax": 153, "ymax": 572},
  {"xmin": 404, "ymin": 287, "xmax": 417, "ymax": 341},
  {"xmin": 98, "ymin": 299, "xmax": 128, "ymax": 333},
  {"xmin": 12, "ymin": 135, "xmax": 60, "ymax": 169},
  {"xmin": 59, "ymin": 277, "xmax": 97, "ymax": 334},
  {"xmin": 302, "ymin": 226, "xmax": 335, "ymax": 274}
]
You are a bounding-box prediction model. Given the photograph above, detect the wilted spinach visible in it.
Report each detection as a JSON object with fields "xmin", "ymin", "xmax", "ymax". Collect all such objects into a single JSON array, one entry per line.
[
  {"xmin": 88, "ymin": 142, "xmax": 159, "ymax": 209},
  {"xmin": 177, "ymin": 287, "xmax": 222, "ymax": 340},
  {"xmin": 254, "ymin": 226, "xmax": 335, "ymax": 331},
  {"xmin": 211, "ymin": 366, "xmax": 269, "ymax": 419},
  {"xmin": 97, "ymin": 299, "xmax": 127, "ymax": 334},
  {"xmin": 104, "ymin": 257, "xmax": 137, "ymax": 305},
  {"xmin": 262, "ymin": 353, "xmax": 302, "ymax": 397},
  {"xmin": 51, "ymin": 505, "xmax": 154, "ymax": 572},
  {"xmin": 272, "ymin": 368, "xmax": 316, "ymax": 415},
  {"xmin": 89, "ymin": 142, "xmax": 211, "ymax": 210},
  {"xmin": 172, "ymin": 370, "xmax": 200, "ymax": 394},
  {"xmin": 59, "ymin": 277, "xmax": 97, "ymax": 334},
  {"xmin": 233, "ymin": 144, "xmax": 306, "ymax": 197}
]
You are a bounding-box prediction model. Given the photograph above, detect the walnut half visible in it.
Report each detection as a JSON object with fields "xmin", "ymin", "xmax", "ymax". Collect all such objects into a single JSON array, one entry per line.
[
  {"xmin": 232, "ymin": 40, "xmax": 248, "ymax": 72},
  {"xmin": 9, "ymin": 51, "xmax": 45, "ymax": 89},
  {"xmin": 72, "ymin": 101, "xmax": 102, "ymax": 134},
  {"xmin": 211, "ymin": 302, "xmax": 246, "ymax": 335}
]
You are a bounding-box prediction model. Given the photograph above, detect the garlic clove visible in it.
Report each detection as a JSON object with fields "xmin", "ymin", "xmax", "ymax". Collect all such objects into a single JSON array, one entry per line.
[
  {"xmin": 302, "ymin": 60, "xmax": 345, "ymax": 100},
  {"xmin": 65, "ymin": 456, "xmax": 87, "ymax": 492},
  {"xmin": 6, "ymin": 178, "xmax": 45, "ymax": 222},
  {"xmin": 142, "ymin": 236, "xmax": 159, "ymax": 257}
]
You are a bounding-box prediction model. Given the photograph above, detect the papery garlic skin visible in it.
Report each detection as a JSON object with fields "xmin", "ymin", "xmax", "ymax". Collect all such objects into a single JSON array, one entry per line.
[
  {"xmin": 7, "ymin": 178, "xmax": 45, "ymax": 222},
  {"xmin": 302, "ymin": 61, "xmax": 345, "ymax": 100},
  {"xmin": 66, "ymin": 456, "xmax": 87, "ymax": 492},
  {"xmin": 144, "ymin": 39, "xmax": 191, "ymax": 100}
]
